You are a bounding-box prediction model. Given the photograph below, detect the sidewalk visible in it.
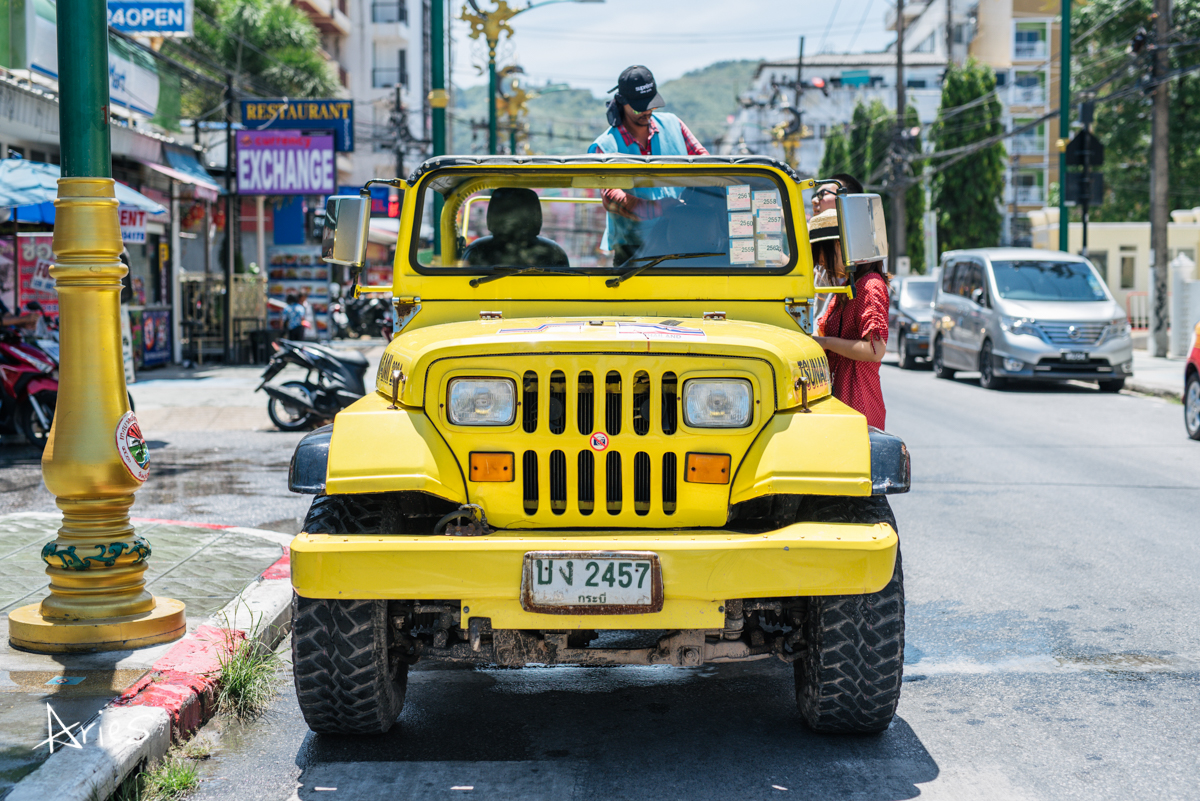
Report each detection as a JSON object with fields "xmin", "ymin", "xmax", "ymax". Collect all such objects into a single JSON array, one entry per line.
[
  {"xmin": 1128, "ymin": 350, "xmax": 1186, "ymax": 400},
  {"xmin": 0, "ymin": 513, "xmax": 294, "ymax": 800}
]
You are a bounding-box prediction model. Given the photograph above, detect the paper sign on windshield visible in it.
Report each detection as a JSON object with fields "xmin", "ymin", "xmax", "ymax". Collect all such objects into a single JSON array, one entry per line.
[
  {"xmin": 728, "ymin": 212, "xmax": 754, "ymax": 238},
  {"xmin": 756, "ymin": 238, "xmax": 784, "ymax": 263},
  {"xmin": 726, "ymin": 185, "xmax": 752, "ymax": 210},
  {"xmin": 756, "ymin": 209, "xmax": 783, "ymax": 234},
  {"xmin": 752, "ymin": 190, "xmax": 780, "ymax": 212},
  {"xmin": 730, "ymin": 238, "xmax": 756, "ymax": 264}
]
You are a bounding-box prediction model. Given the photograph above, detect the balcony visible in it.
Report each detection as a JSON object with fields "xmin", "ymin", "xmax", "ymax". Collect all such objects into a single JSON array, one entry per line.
[
  {"xmin": 373, "ymin": 68, "xmax": 408, "ymax": 88},
  {"xmin": 1014, "ymin": 41, "xmax": 1047, "ymax": 60},
  {"xmin": 1014, "ymin": 186, "xmax": 1044, "ymax": 205},
  {"xmin": 372, "ymin": 1, "xmax": 407, "ymax": 23},
  {"xmin": 1011, "ymin": 134, "xmax": 1046, "ymax": 155},
  {"xmin": 885, "ymin": 1, "xmax": 928, "ymax": 31},
  {"xmin": 293, "ymin": 0, "xmax": 350, "ymax": 35},
  {"xmin": 1011, "ymin": 85, "xmax": 1046, "ymax": 107}
]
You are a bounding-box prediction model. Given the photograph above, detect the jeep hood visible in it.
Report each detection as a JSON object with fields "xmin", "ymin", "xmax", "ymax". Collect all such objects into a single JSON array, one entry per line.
[{"xmin": 376, "ymin": 316, "xmax": 831, "ymax": 411}]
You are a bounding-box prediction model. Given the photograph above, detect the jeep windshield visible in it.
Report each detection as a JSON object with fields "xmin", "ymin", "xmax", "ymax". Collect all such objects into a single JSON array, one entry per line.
[{"xmin": 411, "ymin": 168, "xmax": 796, "ymax": 276}]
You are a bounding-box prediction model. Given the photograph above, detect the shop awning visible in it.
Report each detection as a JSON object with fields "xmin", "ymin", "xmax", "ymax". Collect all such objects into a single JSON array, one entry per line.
[
  {"xmin": 163, "ymin": 150, "xmax": 223, "ymax": 200},
  {"xmin": 141, "ymin": 160, "xmax": 221, "ymax": 202},
  {"xmin": 0, "ymin": 159, "xmax": 167, "ymax": 213}
]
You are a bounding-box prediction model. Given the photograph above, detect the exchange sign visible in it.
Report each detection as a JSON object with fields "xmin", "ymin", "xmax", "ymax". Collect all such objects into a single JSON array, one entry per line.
[
  {"xmin": 236, "ymin": 131, "xmax": 335, "ymax": 196},
  {"xmin": 107, "ymin": 0, "xmax": 193, "ymax": 36}
]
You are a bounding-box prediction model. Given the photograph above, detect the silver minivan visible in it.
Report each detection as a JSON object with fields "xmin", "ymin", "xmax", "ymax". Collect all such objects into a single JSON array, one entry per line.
[{"xmin": 931, "ymin": 248, "xmax": 1134, "ymax": 391}]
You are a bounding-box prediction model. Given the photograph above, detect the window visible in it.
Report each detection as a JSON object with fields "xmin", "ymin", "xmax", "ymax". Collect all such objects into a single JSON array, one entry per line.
[
  {"xmin": 1013, "ymin": 71, "xmax": 1046, "ymax": 105},
  {"xmin": 372, "ymin": 48, "xmax": 408, "ymax": 88},
  {"xmin": 907, "ymin": 79, "xmax": 928, "ymax": 89},
  {"xmin": 995, "ymin": 70, "xmax": 1008, "ymax": 87},
  {"xmin": 30, "ymin": 149, "xmax": 45, "ymax": 163},
  {"xmin": 371, "ymin": 0, "xmax": 407, "ymax": 22},
  {"xmin": 992, "ymin": 260, "xmax": 1109, "ymax": 301},
  {"xmin": 1120, "ymin": 246, "xmax": 1136, "ymax": 289},
  {"xmin": 1085, "ymin": 251, "xmax": 1108, "ymax": 283},
  {"xmin": 912, "ymin": 33, "xmax": 935, "ymax": 53},
  {"xmin": 942, "ymin": 261, "xmax": 959, "ymax": 293},
  {"xmin": 1013, "ymin": 171, "xmax": 1044, "ymax": 205},
  {"xmin": 1014, "ymin": 22, "xmax": 1048, "ymax": 60}
]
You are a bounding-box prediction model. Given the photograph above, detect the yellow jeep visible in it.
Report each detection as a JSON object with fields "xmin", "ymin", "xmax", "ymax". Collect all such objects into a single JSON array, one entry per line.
[{"xmin": 287, "ymin": 155, "xmax": 909, "ymax": 735}]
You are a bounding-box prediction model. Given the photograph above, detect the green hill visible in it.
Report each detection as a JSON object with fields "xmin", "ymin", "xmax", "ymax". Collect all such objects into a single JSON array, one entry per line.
[{"xmin": 448, "ymin": 59, "xmax": 759, "ymax": 156}]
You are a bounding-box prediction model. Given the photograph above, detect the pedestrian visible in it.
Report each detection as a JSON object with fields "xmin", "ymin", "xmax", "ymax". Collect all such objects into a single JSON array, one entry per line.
[
  {"xmin": 588, "ymin": 65, "xmax": 709, "ymax": 265},
  {"xmin": 811, "ymin": 221, "xmax": 890, "ymax": 431},
  {"xmin": 811, "ymin": 173, "xmax": 863, "ymax": 217},
  {"xmin": 284, "ymin": 293, "xmax": 306, "ymax": 341},
  {"xmin": 299, "ymin": 291, "xmax": 315, "ymax": 340}
]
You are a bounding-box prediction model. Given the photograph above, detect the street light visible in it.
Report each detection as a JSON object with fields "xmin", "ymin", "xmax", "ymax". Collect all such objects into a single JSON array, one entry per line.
[{"xmin": 460, "ymin": 0, "xmax": 604, "ymax": 155}]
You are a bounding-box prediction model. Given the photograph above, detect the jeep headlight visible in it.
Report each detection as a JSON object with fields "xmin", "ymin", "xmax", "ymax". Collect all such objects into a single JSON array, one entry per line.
[
  {"xmin": 447, "ymin": 378, "xmax": 516, "ymax": 426},
  {"xmin": 682, "ymin": 379, "xmax": 752, "ymax": 428}
]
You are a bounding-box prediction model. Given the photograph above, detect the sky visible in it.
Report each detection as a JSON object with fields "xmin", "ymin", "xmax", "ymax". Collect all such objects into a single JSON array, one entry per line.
[{"xmin": 449, "ymin": 0, "xmax": 893, "ymax": 95}]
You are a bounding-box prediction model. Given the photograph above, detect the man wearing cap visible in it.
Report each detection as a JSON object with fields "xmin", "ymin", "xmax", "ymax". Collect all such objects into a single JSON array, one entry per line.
[{"xmin": 588, "ymin": 65, "xmax": 709, "ymax": 264}]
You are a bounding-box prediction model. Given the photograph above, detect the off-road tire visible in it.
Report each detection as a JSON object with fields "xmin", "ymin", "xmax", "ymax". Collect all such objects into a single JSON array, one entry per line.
[
  {"xmin": 302, "ymin": 493, "xmax": 386, "ymax": 534},
  {"xmin": 978, "ymin": 340, "xmax": 1006, "ymax": 390},
  {"xmin": 292, "ymin": 594, "xmax": 407, "ymax": 734},
  {"xmin": 794, "ymin": 495, "xmax": 904, "ymax": 734},
  {"xmin": 932, "ymin": 338, "xmax": 955, "ymax": 380},
  {"xmin": 898, "ymin": 332, "xmax": 918, "ymax": 370},
  {"xmin": 1098, "ymin": 378, "xmax": 1125, "ymax": 393}
]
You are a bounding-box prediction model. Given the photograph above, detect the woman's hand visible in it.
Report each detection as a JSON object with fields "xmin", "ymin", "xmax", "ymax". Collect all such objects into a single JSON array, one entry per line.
[{"xmin": 813, "ymin": 335, "xmax": 886, "ymax": 363}]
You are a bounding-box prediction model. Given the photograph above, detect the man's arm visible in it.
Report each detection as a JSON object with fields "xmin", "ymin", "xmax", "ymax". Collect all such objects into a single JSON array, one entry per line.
[{"xmin": 679, "ymin": 121, "xmax": 709, "ymax": 156}]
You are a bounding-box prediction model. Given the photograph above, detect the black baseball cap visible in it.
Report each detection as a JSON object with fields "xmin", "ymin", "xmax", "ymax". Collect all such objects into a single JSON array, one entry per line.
[{"xmin": 612, "ymin": 65, "xmax": 665, "ymax": 112}]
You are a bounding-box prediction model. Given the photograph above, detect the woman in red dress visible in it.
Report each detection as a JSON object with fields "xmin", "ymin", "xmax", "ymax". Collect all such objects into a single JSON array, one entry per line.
[{"xmin": 808, "ymin": 212, "xmax": 889, "ymax": 430}]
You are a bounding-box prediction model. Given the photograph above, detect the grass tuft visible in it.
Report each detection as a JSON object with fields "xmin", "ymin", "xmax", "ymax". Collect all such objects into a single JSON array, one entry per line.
[
  {"xmin": 214, "ymin": 628, "xmax": 283, "ymax": 719},
  {"xmin": 113, "ymin": 752, "xmax": 200, "ymax": 801}
]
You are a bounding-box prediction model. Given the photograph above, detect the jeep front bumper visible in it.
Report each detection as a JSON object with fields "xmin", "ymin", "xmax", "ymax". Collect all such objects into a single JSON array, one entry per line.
[{"xmin": 290, "ymin": 521, "xmax": 897, "ymax": 630}]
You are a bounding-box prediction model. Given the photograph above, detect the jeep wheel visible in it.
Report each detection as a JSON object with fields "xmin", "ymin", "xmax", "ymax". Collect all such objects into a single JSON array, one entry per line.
[
  {"xmin": 292, "ymin": 594, "xmax": 407, "ymax": 734},
  {"xmin": 794, "ymin": 496, "xmax": 904, "ymax": 734},
  {"xmin": 932, "ymin": 338, "xmax": 955, "ymax": 380}
]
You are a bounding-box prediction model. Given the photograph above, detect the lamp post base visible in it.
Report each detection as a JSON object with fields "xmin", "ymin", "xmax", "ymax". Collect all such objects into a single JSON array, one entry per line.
[{"xmin": 8, "ymin": 597, "xmax": 186, "ymax": 654}]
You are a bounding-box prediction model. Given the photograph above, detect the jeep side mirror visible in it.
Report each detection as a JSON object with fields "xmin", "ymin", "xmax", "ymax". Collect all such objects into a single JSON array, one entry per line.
[
  {"xmin": 835, "ymin": 193, "xmax": 889, "ymax": 267},
  {"xmin": 321, "ymin": 195, "xmax": 371, "ymax": 268}
]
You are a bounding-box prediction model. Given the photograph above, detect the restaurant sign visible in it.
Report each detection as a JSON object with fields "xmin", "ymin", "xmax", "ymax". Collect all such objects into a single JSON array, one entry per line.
[
  {"xmin": 241, "ymin": 99, "xmax": 354, "ymax": 152},
  {"xmin": 236, "ymin": 131, "xmax": 335, "ymax": 196}
]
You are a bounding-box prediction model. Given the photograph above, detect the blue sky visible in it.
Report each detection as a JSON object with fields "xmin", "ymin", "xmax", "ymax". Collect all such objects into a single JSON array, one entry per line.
[{"xmin": 449, "ymin": 0, "xmax": 893, "ymax": 95}]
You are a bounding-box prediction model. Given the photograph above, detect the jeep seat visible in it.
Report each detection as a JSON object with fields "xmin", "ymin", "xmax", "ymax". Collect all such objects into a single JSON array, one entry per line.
[{"xmin": 463, "ymin": 187, "xmax": 570, "ymax": 268}]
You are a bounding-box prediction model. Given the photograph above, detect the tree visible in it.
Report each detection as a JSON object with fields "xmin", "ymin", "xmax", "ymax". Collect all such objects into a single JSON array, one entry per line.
[
  {"xmin": 848, "ymin": 101, "xmax": 874, "ymax": 179},
  {"xmin": 819, "ymin": 126, "xmax": 851, "ymax": 177},
  {"xmin": 931, "ymin": 58, "xmax": 1006, "ymax": 252},
  {"xmin": 165, "ymin": 0, "xmax": 338, "ymax": 122},
  {"xmin": 1074, "ymin": 0, "xmax": 1200, "ymax": 221},
  {"xmin": 865, "ymin": 99, "xmax": 893, "ymax": 186}
]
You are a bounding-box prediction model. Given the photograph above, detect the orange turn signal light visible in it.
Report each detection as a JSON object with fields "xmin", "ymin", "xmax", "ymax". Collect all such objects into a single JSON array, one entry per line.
[
  {"xmin": 685, "ymin": 453, "xmax": 731, "ymax": 485},
  {"xmin": 469, "ymin": 452, "xmax": 514, "ymax": 482}
]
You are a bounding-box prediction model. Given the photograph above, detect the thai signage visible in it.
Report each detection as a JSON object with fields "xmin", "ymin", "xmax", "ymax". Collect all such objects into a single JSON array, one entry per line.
[
  {"xmin": 107, "ymin": 0, "xmax": 193, "ymax": 36},
  {"xmin": 120, "ymin": 207, "xmax": 147, "ymax": 243},
  {"xmin": 236, "ymin": 131, "xmax": 335, "ymax": 196},
  {"xmin": 241, "ymin": 99, "xmax": 355, "ymax": 152}
]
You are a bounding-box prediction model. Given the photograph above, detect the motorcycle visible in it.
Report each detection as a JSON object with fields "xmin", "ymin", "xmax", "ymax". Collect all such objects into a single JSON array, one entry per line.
[
  {"xmin": 346, "ymin": 296, "xmax": 389, "ymax": 339},
  {"xmin": 330, "ymin": 299, "xmax": 351, "ymax": 339},
  {"xmin": 256, "ymin": 339, "xmax": 369, "ymax": 431},
  {"xmin": 0, "ymin": 324, "xmax": 58, "ymax": 449}
]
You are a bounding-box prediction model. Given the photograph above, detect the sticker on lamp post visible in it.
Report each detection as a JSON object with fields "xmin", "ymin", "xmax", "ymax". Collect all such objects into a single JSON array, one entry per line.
[{"xmin": 115, "ymin": 412, "xmax": 150, "ymax": 482}]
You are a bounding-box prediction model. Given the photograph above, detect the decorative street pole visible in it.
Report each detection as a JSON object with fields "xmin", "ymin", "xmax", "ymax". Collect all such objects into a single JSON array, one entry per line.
[
  {"xmin": 8, "ymin": 0, "xmax": 184, "ymax": 653},
  {"xmin": 461, "ymin": 0, "xmax": 604, "ymax": 156}
]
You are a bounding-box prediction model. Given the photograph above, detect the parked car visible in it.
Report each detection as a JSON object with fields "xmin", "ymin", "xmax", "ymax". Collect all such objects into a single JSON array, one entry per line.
[
  {"xmin": 930, "ymin": 248, "xmax": 1133, "ymax": 391},
  {"xmin": 1186, "ymin": 322, "xmax": 1200, "ymax": 440},
  {"xmin": 887, "ymin": 276, "xmax": 936, "ymax": 369}
]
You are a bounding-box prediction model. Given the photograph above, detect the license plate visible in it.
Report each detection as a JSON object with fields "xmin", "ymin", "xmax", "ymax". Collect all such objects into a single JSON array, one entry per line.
[
  {"xmin": 1063, "ymin": 351, "xmax": 1090, "ymax": 362},
  {"xmin": 520, "ymin": 551, "xmax": 664, "ymax": 615}
]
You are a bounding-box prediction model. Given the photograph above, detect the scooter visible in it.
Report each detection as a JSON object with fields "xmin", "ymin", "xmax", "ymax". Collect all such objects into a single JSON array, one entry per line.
[
  {"xmin": 0, "ymin": 324, "xmax": 58, "ymax": 449},
  {"xmin": 256, "ymin": 339, "xmax": 369, "ymax": 431},
  {"xmin": 330, "ymin": 299, "xmax": 351, "ymax": 339}
]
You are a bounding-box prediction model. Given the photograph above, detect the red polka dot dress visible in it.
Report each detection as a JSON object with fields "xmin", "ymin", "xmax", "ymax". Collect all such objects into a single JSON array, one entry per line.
[{"xmin": 817, "ymin": 270, "xmax": 889, "ymax": 430}]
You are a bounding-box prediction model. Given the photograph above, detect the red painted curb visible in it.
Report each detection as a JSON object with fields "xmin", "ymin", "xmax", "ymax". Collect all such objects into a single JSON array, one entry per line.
[
  {"xmin": 261, "ymin": 546, "xmax": 290, "ymax": 580},
  {"xmin": 131, "ymin": 517, "xmax": 234, "ymax": 530}
]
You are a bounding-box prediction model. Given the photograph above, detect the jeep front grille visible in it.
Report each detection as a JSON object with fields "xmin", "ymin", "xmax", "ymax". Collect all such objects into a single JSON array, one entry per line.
[
  {"xmin": 523, "ymin": 368, "xmax": 680, "ymax": 439},
  {"xmin": 523, "ymin": 446, "xmax": 675, "ymax": 517}
]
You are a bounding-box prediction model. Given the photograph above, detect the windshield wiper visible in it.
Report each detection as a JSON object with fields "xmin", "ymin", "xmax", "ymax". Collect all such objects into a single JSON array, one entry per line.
[
  {"xmin": 468, "ymin": 266, "xmax": 578, "ymax": 288},
  {"xmin": 605, "ymin": 252, "xmax": 725, "ymax": 288}
]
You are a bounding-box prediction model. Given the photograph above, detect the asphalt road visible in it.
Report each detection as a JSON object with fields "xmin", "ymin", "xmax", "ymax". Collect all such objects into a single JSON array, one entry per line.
[{"xmin": 8, "ymin": 358, "xmax": 1199, "ymax": 799}]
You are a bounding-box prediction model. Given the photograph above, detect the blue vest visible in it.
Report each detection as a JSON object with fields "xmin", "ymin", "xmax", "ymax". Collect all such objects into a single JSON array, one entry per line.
[{"xmin": 591, "ymin": 112, "xmax": 688, "ymax": 251}]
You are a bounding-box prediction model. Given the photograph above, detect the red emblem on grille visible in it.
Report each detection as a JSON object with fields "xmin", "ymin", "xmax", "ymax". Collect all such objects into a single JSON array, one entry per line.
[{"xmin": 589, "ymin": 432, "xmax": 609, "ymax": 452}]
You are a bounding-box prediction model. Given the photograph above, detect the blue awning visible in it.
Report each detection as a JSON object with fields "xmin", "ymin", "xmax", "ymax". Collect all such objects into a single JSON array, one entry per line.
[
  {"xmin": 0, "ymin": 159, "xmax": 167, "ymax": 213},
  {"xmin": 163, "ymin": 149, "xmax": 223, "ymax": 194}
]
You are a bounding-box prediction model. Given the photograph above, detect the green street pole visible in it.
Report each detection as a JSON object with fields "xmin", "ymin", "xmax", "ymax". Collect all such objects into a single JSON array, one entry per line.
[
  {"xmin": 488, "ymin": 49, "xmax": 498, "ymax": 155},
  {"xmin": 1058, "ymin": 0, "xmax": 1071, "ymax": 252},
  {"xmin": 58, "ymin": 0, "xmax": 111, "ymax": 177},
  {"xmin": 431, "ymin": 0, "xmax": 447, "ymax": 157}
]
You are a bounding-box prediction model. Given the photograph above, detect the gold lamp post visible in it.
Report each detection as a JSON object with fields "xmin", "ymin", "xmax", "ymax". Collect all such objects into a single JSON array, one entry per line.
[{"xmin": 7, "ymin": 0, "xmax": 184, "ymax": 653}]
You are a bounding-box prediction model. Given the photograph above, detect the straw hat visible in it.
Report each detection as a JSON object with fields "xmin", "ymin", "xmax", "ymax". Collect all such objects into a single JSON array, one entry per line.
[{"xmin": 808, "ymin": 208, "xmax": 840, "ymax": 244}]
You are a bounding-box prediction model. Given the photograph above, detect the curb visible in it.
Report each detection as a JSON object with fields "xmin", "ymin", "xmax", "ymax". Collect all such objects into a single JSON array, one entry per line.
[
  {"xmin": 1126, "ymin": 380, "xmax": 1183, "ymax": 401},
  {"xmin": 6, "ymin": 546, "xmax": 293, "ymax": 801}
]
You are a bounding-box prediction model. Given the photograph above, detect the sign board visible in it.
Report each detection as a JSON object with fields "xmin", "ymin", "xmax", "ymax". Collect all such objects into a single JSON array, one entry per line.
[
  {"xmin": 120, "ymin": 207, "xmax": 148, "ymax": 243},
  {"xmin": 265, "ymin": 246, "xmax": 330, "ymax": 338},
  {"xmin": 107, "ymin": 0, "xmax": 193, "ymax": 36},
  {"xmin": 17, "ymin": 235, "xmax": 57, "ymax": 317},
  {"xmin": 241, "ymin": 99, "xmax": 355, "ymax": 152},
  {"xmin": 1065, "ymin": 130, "xmax": 1104, "ymax": 168},
  {"xmin": 1064, "ymin": 172, "xmax": 1105, "ymax": 206},
  {"xmin": 236, "ymin": 131, "xmax": 336, "ymax": 196}
]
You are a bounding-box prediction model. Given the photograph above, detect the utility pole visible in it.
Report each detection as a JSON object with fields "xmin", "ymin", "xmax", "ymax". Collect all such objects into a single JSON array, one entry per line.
[
  {"xmin": 893, "ymin": 0, "xmax": 907, "ymax": 271},
  {"xmin": 430, "ymin": 0, "xmax": 447, "ymax": 157},
  {"xmin": 1057, "ymin": 0, "xmax": 1071, "ymax": 252},
  {"xmin": 395, "ymin": 86, "xmax": 407, "ymax": 178},
  {"xmin": 945, "ymin": 0, "xmax": 953, "ymax": 66},
  {"xmin": 1149, "ymin": 0, "xmax": 1171, "ymax": 356},
  {"xmin": 224, "ymin": 73, "xmax": 235, "ymax": 362}
]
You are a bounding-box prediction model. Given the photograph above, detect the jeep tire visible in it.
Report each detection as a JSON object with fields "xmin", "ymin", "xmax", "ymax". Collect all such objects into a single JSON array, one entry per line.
[
  {"xmin": 292, "ymin": 594, "xmax": 407, "ymax": 734},
  {"xmin": 794, "ymin": 495, "xmax": 904, "ymax": 734}
]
